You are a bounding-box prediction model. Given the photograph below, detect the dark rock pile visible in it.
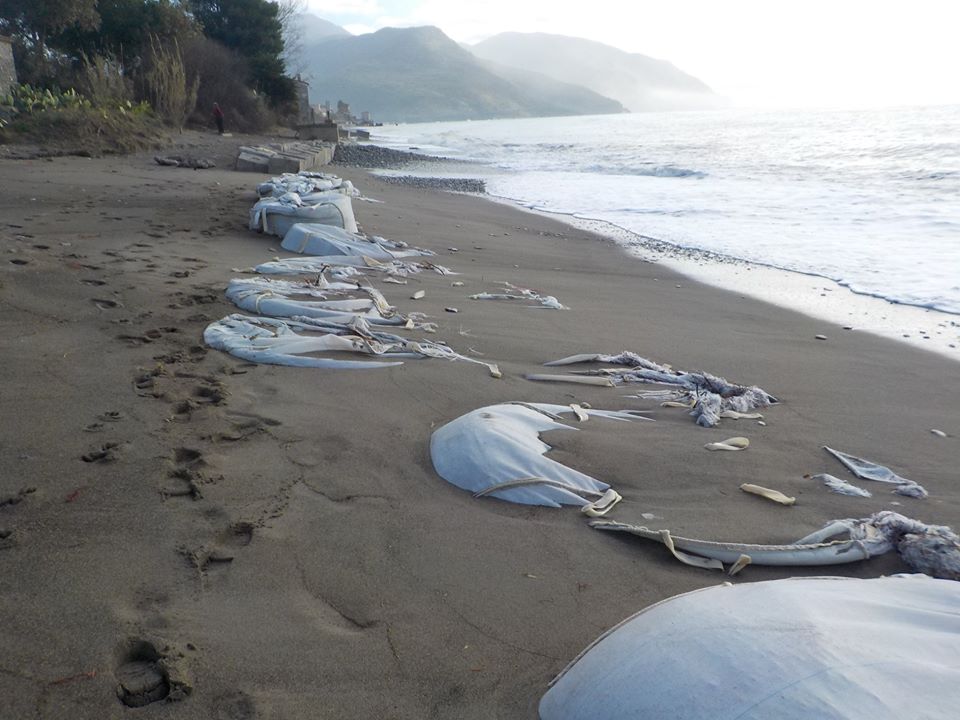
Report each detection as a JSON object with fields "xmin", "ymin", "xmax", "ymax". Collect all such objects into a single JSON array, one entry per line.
[
  {"xmin": 376, "ymin": 175, "xmax": 486, "ymax": 194},
  {"xmin": 333, "ymin": 143, "xmax": 442, "ymax": 168}
]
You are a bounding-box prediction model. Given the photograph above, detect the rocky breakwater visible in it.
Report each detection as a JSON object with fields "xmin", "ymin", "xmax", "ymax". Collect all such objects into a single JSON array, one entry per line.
[
  {"xmin": 377, "ymin": 175, "xmax": 486, "ymax": 194},
  {"xmin": 333, "ymin": 143, "xmax": 443, "ymax": 168},
  {"xmin": 333, "ymin": 143, "xmax": 485, "ymax": 193}
]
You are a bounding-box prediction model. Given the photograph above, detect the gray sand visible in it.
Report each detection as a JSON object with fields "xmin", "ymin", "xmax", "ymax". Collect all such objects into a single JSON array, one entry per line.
[{"xmin": 1, "ymin": 133, "xmax": 958, "ymax": 718}]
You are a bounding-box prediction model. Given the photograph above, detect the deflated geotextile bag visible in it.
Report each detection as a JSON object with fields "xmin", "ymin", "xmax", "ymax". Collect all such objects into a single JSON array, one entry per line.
[
  {"xmin": 430, "ymin": 403, "xmax": 647, "ymax": 507},
  {"xmin": 280, "ymin": 223, "xmax": 431, "ymax": 260},
  {"xmin": 249, "ymin": 191, "xmax": 358, "ymax": 236},
  {"xmin": 540, "ymin": 575, "xmax": 960, "ymax": 720}
]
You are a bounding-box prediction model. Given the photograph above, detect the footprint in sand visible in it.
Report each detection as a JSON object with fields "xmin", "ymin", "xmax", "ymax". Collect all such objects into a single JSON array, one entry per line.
[
  {"xmin": 0, "ymin": 528, "xmax": 14, "ymax": 550},
  {"xmin": 81, "ymin": 442, "xmax": 121, "ymax": 463},
  {"xmin": 93, "ymin": 298, "xmax": 123, "ymax": 310},
  {"xmin": 213, "ymin": 412, "xmax": 282, "ymax": 442},
  {"xmin": 213, "ymin": 691, "xmax": 257, "ymax": 720},
  {"xmin": 181, "ymin": 521, "xmax": 254, "ymax": 575},
  {"xmin": 133, "ymin": 366, "xmax": 166, "ymax": 398},
  {"xmin": 171, "ymin": 399, "xmax": 198, "ymax": 422},
  {"xmin": 161, "ymin": 446, "xmax": 210, "ymax": 499},
  {"xmin": 192, "ymin": 379, "xmax": 228, "ymax": 406},
  {"xmin": 117, "ymin": 326, "xmax": 180, "ymax": 347},
  {"xmin": 114, "ymin": 639, "xmax": 181, "ymax": 708},
  {"xmin": 155, "ymin": 345, "xmax": 207, "ymax": 366},
  {"xmin": 1, "ymin": 488, "xmax": 35, "ymax": 550},
  {"xmin": 1, "ymin": 486, "xmax": 36, "ymax": 508},
  {"xmin": 174, "ymin": 447, "xmax": 205, "ymax": 468},
  {"xmin": 161, "ymin": 467, "xmax": 203, "ymax": 500}
]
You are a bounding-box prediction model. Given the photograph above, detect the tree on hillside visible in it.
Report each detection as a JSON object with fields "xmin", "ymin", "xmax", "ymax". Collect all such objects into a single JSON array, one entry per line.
[
  {"xmin": 0, "ymin": 0, "xmax": 99, "ymax": 49},
  {"xmin": 0, "ymin": 0, "xmax": 100, "ymax": 84},
  {"xmin": 185, "ymin": 0, "xmax": 295, "ymax": 109},
  {"xmin": 276, "ymin": 0, "xmax": 306, "ymax": 75},
  {"xmin": 60, "ymin": 0, "xmax": 197, "ymax": 66}
]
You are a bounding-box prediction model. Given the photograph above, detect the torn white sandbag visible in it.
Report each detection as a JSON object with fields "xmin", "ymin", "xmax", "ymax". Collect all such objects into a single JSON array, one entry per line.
[
  {"xmin": 257, "ymin": 172, "xmax": 356, "ymax": 199},
  {"xmin": 810, "ymin": 472, "xmax": 872, "ymax": 497},
  {"xmin": 281, "ymin": 222, "xmax": 433, "ymax": 259},
  {"xmin": 204, "ymin": 314, "xmax": 405, "ymax": 369},
  {"xmin": 591, "ymin": 510, "xmax": 960, "ymax": 578},
  {"xmin": 205, "ymin": 314, "xmax": 499, "ymax": 375},
  {"xmin": 797, "ymin": 511, "xmax": 960, "ymax": 580},
  {"xmin": 470, "ymin": 282, "xmax": 566, "ymax": 309},
  {"xmin": 249, "ymin": 255, "xmax": 456, "ymax": 279},
  {"xmin": 540, "ymin": 575, "xmax": 960, "ymax": 720},
  {"xmin": 430, "ymin": 402, "xmax": 650, "ymax": 508},
  {"xmin": 534, "ymin": 352, "xmax": 777, "ymax": 427},
  {"xmin": 590, "ymin": 520, "xmax": 868, "ymax": 570},
  {"xmin": 824, "ymin": 446, "xmax": 928, "ymax": 498},
  {"xmin": 225, "ymin": 276, "xmax": 406, "ymax": 326},
  {"xmin": 249, "ymin": 191, "xmax": 358, "ymax": 236}
]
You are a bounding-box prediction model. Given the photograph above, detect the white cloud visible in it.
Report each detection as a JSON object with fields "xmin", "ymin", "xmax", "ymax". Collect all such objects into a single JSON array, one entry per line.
[{"xmin": 305, "ymin": 0, "xmax": 383, "ymax": 15}]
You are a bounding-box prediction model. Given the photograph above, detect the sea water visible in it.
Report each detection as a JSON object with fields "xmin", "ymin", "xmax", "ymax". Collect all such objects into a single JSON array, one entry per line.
[{"xmin": 366, "ymin": 107, "xmax": 960, "ymax": 356}]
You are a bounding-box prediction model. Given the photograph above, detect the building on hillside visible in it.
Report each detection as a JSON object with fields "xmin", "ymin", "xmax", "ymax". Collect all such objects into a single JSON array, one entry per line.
[
  {"xmin": 331, "ymin": 100, "xmax": 356, "ymax": 125},
  {"xmin": 296, "ymin": 98, "xmax": 341, "ymax": 143},
  {"xmin": 0, "ymin": 36, "xmax": 17, "ymax": 96}
]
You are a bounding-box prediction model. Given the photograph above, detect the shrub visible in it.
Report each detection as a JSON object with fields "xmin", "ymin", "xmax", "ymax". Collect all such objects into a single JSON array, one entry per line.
[
  {"xmin": 0, "ymin": 82, "xmax": 161, "ymax": 154},
  {"xmin": 138, "ymin": 35, "xmax": 198, "ymax": 131},
  {"xmin": 0, "ymin": 84, "xmax": 90, "ymax": 123},
  {"xmin": 77, "ymin": 54, "xmax": 134, "ymax": 107},
  {"xmin": 181, "ymin": 35, "xmax": 276, "ymax": 133}
]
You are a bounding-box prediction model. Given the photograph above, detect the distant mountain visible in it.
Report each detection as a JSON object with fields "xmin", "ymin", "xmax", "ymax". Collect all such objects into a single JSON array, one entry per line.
[
  {"xmin": 298, "ymin": 15, "xmax": 351, "ymax": 41},
  {"xmin": 471, "ymin": 32, "xmax": 715, "ymax": 112},
  {"xmin": 477, "ymin": 58, "xmax": 627, "ymax": 116},
  {"xmin": 300, "ymin": 24, "xmax": 624, "ymax": 122}
]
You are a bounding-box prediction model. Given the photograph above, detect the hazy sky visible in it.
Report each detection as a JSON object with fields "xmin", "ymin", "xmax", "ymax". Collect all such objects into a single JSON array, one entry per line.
[{"xmin": 302, "ymin": 0, "xmax": 960, "ymax": 109}]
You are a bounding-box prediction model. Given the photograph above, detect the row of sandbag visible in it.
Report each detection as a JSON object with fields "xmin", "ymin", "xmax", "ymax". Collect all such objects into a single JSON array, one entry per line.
[{"xmin": 206, "ymin": 172, "xmax": 498, "ymax": 374}]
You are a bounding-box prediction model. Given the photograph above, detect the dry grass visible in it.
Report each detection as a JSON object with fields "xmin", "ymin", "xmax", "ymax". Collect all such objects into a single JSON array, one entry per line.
[
  {"xmin": 140, "ymin": 36, "xmax": 199, "ymax": 131},
  {"xmin": 0, "ymin": 106, "xmax": 168, "ymax": 157}
]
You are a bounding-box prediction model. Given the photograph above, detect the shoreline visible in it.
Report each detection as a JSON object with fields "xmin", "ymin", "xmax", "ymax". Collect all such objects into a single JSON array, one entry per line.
[
  {"xmin": 491, "ymin": 195, "xmax": 960, "ymax": 361},
  {"xmin": 2, "ymin": 136, "xmax": 959, "ymax": 717},
  {"xmin": 366, "ymin": 163, "xmax": 960, "ymax": 362}
]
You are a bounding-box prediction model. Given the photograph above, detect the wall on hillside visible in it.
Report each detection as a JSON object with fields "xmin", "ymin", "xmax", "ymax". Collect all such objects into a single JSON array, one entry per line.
[{"xmin": 0, "ymin": 37, "xmax": 16, "ymax": 96}]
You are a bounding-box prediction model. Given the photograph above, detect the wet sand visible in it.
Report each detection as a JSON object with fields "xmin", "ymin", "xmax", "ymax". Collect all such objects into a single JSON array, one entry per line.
[{"xmin": 1, "ymin": 133, "xmax": 958, "ymax": 718}]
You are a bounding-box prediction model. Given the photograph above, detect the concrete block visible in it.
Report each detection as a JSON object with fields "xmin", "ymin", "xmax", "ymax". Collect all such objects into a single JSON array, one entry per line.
[
  {"xmin": 235, "ymin": 151, "xmax": 271, "ymax": 173},
  {"xmin": 268, "ymin": 154, "xmax": 306, "ymax": 174}
]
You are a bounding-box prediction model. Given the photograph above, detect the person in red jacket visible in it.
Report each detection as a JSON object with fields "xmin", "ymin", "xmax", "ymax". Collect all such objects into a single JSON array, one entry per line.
[{"xmin": 212, "ymin": 103, "xmax": 225, "ymax": 135}]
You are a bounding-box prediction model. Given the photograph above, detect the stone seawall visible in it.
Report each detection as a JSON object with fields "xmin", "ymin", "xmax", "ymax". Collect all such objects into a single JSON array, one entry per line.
[{"xmin": 0, "ymin": 37, "xmax": 16, "ymax": 96}]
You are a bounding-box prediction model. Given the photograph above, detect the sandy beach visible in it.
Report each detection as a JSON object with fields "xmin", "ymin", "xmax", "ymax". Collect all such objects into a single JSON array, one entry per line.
[{"xmin": 2, "ymin": 133, "xmax": 958, "ymax": 718}]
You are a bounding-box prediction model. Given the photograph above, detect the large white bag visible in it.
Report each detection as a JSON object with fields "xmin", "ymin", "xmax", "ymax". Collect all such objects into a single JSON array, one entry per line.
[
  {"xmin": 540, "ymin": 575, "xmax": 960, "ymax": 720},
  {"xmin": 249, "ymin": 191, "xmax": 358, "ymax": 236}
]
